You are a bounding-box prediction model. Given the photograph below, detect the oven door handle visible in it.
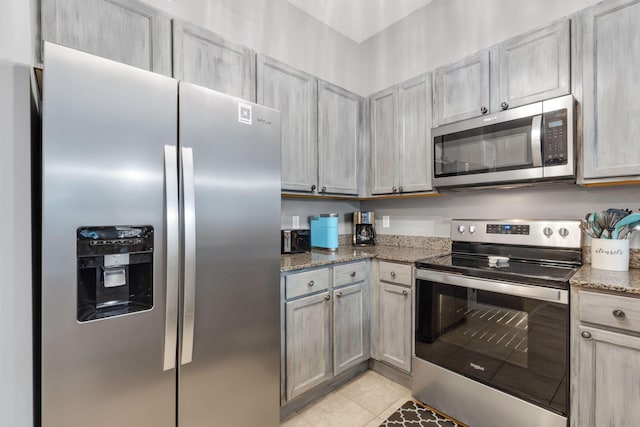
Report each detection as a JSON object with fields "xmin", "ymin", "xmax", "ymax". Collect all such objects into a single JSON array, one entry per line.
[{"xmin": 414, "ymin": 269, "xmax": 568, "ymax": 305}]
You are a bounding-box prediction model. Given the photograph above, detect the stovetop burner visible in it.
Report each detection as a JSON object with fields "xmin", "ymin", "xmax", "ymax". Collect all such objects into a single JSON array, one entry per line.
[
  {"xmin": 415, "ymin": 219, "xmax": 583, "ymax": 290},
  {"xmin": 415, "ymin": 253, "xmax": 578, "ymax": 289}
]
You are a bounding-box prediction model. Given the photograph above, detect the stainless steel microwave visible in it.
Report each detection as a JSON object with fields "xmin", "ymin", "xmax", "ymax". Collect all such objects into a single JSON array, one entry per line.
[{"xmin": 432, "ymin": 95, "xmax": 575, "ymax": 189}]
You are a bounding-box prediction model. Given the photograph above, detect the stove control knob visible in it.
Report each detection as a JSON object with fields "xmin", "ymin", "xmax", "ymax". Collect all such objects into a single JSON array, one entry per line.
[
  {"xmin": 558, "ymin": 227, "xmax": 569, "ymax": 238},
  {"xmin": 469, "ymin": 225, "xmax": 476, "ymax": 234},
  {"xmin": 457, "ymin": 225, "xmax": 466, "ymax": 234},
  {"xmin": 543, "ymin": 227, "xmax": 554, "ymax": 237}
]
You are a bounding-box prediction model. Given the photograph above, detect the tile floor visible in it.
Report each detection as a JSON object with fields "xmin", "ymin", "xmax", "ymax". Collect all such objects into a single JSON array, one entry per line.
[{"xmin": 281, "ymin": 370, "xmax": 412, "ymax": 427}]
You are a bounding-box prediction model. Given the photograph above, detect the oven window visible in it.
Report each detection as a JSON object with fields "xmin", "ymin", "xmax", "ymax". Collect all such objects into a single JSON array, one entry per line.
[
  {"xmin": 434, "ymin": 117, "xmax": 534, "ymax": 177},
  {"xmin": 415, "ymin": 279, "xmax": 568, "ymax": 415}
]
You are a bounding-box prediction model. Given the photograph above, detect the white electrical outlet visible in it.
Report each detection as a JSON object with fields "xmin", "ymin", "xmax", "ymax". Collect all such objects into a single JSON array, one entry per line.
[
  {"xmin": 292, "ymin": 216, "xmax": 300, "ymax": 229},
  {"xmin": 383, "ymin": 216, "xmax": 390, "ymax": 228}
]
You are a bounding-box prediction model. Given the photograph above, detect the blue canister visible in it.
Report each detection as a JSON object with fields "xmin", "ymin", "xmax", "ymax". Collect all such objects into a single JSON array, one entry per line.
[{"xmin": 310, "ymin": 214, "xmax": 339, "ymax": 251}]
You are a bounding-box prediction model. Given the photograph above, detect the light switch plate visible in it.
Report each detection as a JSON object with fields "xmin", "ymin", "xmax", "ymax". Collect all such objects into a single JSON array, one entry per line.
[
  {"xmin": 292, "ymin": 216, "xmax": 300, "ymax": 229},
  {"xmin": 383, "ymin": 216, "xmax": 390, "ymax": 228}
]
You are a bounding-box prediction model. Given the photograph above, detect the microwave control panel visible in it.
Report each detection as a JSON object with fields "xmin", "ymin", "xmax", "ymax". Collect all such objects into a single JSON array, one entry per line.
[{"xmin": 543, "ymin": 110, "xmax": 568, "ymax": 166}]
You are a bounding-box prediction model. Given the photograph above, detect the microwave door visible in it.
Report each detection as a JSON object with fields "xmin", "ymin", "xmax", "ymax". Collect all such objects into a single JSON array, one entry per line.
[{"xmin": 433, "ymin": 115, "xmax": 544, "ymax": 187}]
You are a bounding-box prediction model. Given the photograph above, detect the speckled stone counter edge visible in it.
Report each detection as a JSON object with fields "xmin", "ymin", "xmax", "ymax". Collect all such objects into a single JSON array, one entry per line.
[
  {"xmin": 570, "ymin": 264, "xmax": 640, "ymax": 294},
  {"xmin": 281, "ymin": 236, "xmax": 451, "ymax": 272}
]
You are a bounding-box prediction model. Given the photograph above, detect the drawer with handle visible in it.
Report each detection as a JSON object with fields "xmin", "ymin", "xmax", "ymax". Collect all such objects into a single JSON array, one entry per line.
[
  {"xmin": 285, "ymin": 268, "xmax": 330, "ymax": 300},
  {"xmin": 333, "ymin": 261, "xmax": 368, "ymax": 288},
  {"xmin": 579, "ymin": 290, "xmax": 640, "ymax": 334},
  {"xmin": 378, "ymin": 261, "xmax": 412, "ymax": 286}
]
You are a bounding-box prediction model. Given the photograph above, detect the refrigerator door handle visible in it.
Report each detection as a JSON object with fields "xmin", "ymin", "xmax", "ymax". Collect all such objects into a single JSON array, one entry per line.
[
  {"xmin": 181, "ymin": 146, "xmax": 197, "ymax": 365},
  {"xmin": 163, "ymin": 145, "xmax": 179, "ymax": 371}
]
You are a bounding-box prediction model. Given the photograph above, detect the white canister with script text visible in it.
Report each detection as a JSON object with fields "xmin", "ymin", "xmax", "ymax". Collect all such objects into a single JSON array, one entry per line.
[{"xmin": 591, "ymin": 238, "xmax": 629, "ymax": 272}]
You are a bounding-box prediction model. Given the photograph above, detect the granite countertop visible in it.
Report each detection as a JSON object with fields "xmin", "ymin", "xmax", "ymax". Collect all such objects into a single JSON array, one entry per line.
[
  {"xmin": 570, "ymin": 265, "xmax": 640, "ymax": 294},
  {"xmin": 280, "ymin": 245, "xmax": 448, "ymax": 272}
]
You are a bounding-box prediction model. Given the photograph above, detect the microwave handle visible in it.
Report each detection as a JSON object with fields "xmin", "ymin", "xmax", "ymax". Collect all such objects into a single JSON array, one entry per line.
[{"xmin": 531, "ymin": 115, "xmax": 543, "ymax": 167}]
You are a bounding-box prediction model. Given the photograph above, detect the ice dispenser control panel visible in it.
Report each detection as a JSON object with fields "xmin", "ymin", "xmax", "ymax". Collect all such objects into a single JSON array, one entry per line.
[{"xmin": 77, "ymin": 226, "xmax": 154, "ymax": 322}]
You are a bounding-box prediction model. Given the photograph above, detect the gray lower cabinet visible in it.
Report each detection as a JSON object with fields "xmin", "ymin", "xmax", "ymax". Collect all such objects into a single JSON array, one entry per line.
[
  {"xmin": 42, "ymin": 0, "xmax": 172, "ymax": 76},
  {"xmin": 572, "ymin": 289, "xmax": 640, "ymax": 426},
  {"xmin": 173, "ymin": 20, "xmax": 256, "ymax": 101},
  {"xmin": 379, "ymin": 283, "xmax": 412, "ymax": 372},
  {"xmin": 375, "ymin": 261, "xmax": 413, "ymax": 373},
  {"xmin": 285, "ymin": 291, "xmax": 332, "ymax": 401},
  {"xmin": 370, "ymin": 73, "xmax": 433, "ymax": 195},
  {"xmin": 257, "ymin": 55, "xmax": 318, "ymax": 193},
  {"xmin": 333, "ymin": 283, "xmax": 370, "ymax": 375},
  {"xmin": 492, "ymin": 18, "xmax": 570, "ymax": 111},
  {"xmin": 579, "ymin": 0, "xmax": 640, "ymax": 180},
  {"xmin": 433, "ymin": 50, "xmax": 490, "ymax": 126},
  {"xmin": 317, "ymin": 81, "xmax": 361, "ymax": 195}
]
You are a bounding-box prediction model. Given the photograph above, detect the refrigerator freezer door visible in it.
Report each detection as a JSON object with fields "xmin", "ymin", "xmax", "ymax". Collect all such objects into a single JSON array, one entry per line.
[
  {"xmin": 41, "ymin": 43, "xmax": 178, "ymax": 427},
  {"xmin": 177, "ymin": 82, "xmax": 281, "ymax": 426}
]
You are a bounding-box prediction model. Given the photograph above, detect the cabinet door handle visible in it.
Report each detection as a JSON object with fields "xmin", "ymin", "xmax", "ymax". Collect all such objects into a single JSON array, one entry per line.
[
  {"xmin": 336, "ymin": 291, "xmax": 343, "ymax": 298},
  {"xmin": 321, "ymin": 186, "xmax": 327, "ymax": 192},
  {"xmin": 390, "ymin": 271, "xmax": 396, "ymax": 278},
  {"xmin": 324, "ymin": 294, "xmax": 330, "ymax": 301},
  {"xmin": 613, "ymin": 309, "xmax": 626, "ymax": 319},
  {"xmin": 350, "ymin": 271, "xmax": 356, "ymax": 277},
  {"xmin": 392, "ymin": 186, "xmax": 397, "ymax": 193},
  {"xmin": 311, "ymin": 184, "xmax": 316, "ymax": 191},
  {"xmin": 480, "ymin": 106, "xmax": 488, "ymax": 114},
  {"xmin": 399, "ymin": 186, "xmax": 403, "ymax": 192},
  {"xmin": 402, "ymin": 290, "xmax": 408, "ymax": 296},
  {"xmin": 500, "ymin": 101, "xmax": 509, "ymax": 110},
  {"xmin": 308, "ymin": 280, "xmax": 314, "ymax": 287},
  {"xmin": 581, "ymin": 331, "xmax": 592, "ymax": 339}
]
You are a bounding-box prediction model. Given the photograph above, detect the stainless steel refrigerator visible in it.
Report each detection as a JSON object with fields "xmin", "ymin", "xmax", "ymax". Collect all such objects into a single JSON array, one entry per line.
[{"xmin": 41, "ymin": 42, "xmax": 281, "ymax": 427}]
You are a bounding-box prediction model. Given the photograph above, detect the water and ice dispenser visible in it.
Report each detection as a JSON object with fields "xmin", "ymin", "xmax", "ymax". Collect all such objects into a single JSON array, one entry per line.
[{"xmin": 77, "ymin": 226, "xmax": 154, "ymax": 322}]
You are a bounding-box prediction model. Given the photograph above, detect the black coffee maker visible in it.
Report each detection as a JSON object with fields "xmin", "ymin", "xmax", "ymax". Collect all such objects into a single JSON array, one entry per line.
[{"xmin": 353, "ymin": 211, "xmax": 376, "ymax": 246}]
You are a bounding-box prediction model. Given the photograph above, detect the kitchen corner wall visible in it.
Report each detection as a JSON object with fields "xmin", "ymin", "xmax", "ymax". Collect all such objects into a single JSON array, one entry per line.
[
  {"xmin": 138, "ymin": 0, "xmax": 363, "ymax": 95},
  {"xmin": 282, "ymin": 198, "xmax": 361, "ymax": 233},
  {"xmin": 359, "ymin": 0, "xmax": 602, "ymax": 96},
  {"xmin": 360, "ymin": 185, "xmax": 640, "ymax": 248},
  {"xmin": 0, "ymin": 62, "xmax": 33, "ymax": 427}
]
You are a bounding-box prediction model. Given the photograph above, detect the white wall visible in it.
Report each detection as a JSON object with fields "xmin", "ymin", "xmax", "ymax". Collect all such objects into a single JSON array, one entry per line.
[
  {"xmin": 0, "ymin": 1, "xmax": 38, "ymax": 426},
  {"xmin": 0, "ymin": 62, "xmax": 33, "ymax": 427},
  {"xmin": 138, "ymin": 0, "xmax": 362, "ymax": 94},
  {"xmin": 282, "ymin": 198, "xmax": 360, "ymax": 234},
  {"xmin": 360, "ymin": 0, "xmax": 601, "ymax": 95},
  {"xmin": 361, "ymin": 184, "xmax": 640, "ymax": 247}
]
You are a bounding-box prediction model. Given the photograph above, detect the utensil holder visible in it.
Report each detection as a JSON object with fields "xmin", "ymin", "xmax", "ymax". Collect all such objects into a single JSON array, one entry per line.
[{"xmin": 591, "ymin": 238, "xmax": 629, "ymax": 271}]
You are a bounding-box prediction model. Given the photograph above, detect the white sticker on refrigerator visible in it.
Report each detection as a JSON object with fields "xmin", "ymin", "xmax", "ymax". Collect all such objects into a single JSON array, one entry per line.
[{"xmin": 239, "ymin": 103, "xmax": 252, "ymax": 125}]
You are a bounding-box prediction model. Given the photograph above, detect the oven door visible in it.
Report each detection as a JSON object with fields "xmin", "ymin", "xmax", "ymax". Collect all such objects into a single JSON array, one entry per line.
[{"xmin": 414, "ymin": 270, "xmax": 568, "ymax": 416}]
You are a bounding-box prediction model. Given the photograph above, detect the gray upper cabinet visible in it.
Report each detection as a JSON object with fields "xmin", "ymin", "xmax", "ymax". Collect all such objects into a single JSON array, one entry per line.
[
  {"xmin": 42, "ymin": 0, "xmax": 171, "ymax": 76},
  {"xmin": 398, "ymin": 73, "xmax": 433, "ymax": 193},
  {"xmin": 370, "ymin": 87, "xmax": 398, "ymax": 195},
  {"xmin": 173, "ymin": 21, "xmax": 256, "ymax": 101},
  {"xmin": 370, "ymin": 73, "xmax": 433, "ymax": 195},
  {"xmin": 433, "ymin": 50, "xmax": 490, "ymax": 126},
  {"xmin": 257, "ymin": 55, "xmax": 318, "ymax": 193},
  {"xmin": 493, "ymin": 19, "xmax": 570, "ymax": 111},
  {"xmin": 579, "ymin": 0, "xmax": 640, "ymax": 180},
  {"xmin": 318, "ymin": 81, "xmax": 360, "ymax": 195}
]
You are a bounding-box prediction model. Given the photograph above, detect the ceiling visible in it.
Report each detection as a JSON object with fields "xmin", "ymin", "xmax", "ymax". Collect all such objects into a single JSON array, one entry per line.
[{"xmin": 284, "ymin": 0, "xmax": 434, "ymax": 43}]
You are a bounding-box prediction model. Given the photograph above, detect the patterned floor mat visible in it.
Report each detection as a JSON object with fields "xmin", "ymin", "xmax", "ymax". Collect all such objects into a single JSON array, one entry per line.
[{"xmin": 379, "ymin": 400, "xmax": 467, "ymax": 427}]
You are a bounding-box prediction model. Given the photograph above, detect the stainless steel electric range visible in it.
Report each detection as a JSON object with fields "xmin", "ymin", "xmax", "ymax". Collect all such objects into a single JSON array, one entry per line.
[{"xmin": 412, "ymin": 219, "xmax": 581, "ymax": 427}]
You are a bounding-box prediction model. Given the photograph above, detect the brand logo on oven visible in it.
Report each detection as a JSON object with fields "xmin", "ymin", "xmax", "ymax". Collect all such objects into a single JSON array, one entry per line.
[{"xmin": 469, "ymin": 362, "xmax": 485, "ymax": 372}]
